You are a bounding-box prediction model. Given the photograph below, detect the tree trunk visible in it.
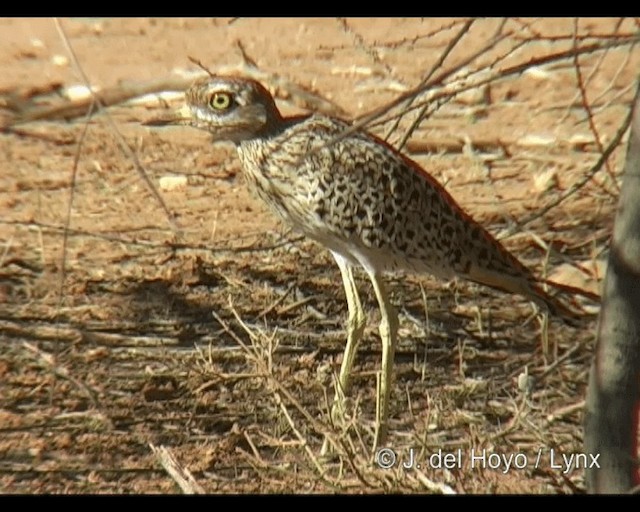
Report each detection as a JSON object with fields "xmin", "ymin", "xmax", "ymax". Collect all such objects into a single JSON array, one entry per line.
[{"xmin": 584, "ymin": 79, "xmax": 640, "ymax": 493}]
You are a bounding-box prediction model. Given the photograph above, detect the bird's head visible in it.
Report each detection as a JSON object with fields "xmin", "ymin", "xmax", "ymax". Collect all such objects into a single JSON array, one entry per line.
[{"xmin": 146, "ymin": 76, "xmax": 283, "ymax": 143}]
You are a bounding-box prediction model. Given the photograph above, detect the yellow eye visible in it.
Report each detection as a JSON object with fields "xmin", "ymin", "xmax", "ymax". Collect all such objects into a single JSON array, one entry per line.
[{"xmin": 209, "ymin": 92, "xmax": 232, "ymax": 110}]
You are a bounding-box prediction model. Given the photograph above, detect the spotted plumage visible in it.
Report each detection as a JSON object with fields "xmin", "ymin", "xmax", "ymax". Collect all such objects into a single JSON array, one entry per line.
[{"xmin": 147, "ymin": 75, "xmax": 579, "ymax": 450}]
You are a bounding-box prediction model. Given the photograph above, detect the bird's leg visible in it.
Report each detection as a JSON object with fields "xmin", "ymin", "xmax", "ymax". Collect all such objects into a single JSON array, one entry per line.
[
  {"xmin": 367, "ymin": 271, "xmax": 398, "ymax": 451},
  {"xmin": 333, "ymin": 255, "xmax": 366, "ymax": 407},
  {"xmin": 321, "ymin": 252, "xmax": 366, "ymax": 455}
]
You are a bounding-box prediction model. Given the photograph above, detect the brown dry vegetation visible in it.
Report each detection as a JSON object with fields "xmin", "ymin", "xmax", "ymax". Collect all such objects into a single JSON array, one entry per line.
[{"xmin": 1, "ymin": 18, "xmax": 639, "ymax": 494}]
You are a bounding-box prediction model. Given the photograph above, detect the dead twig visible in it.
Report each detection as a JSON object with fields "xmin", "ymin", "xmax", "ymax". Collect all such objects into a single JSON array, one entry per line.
[
  {"xmin": 53, "ymin": 18, "xmax": 181, "ymax": 236},
  {"xmin": 503, "ymin": 104, "xmax": 634, "ymax": 236},
  {"xmin": 149, "ymin": 443, "xmax": 205, "ymax": 494},
  {"xmin": 21, "ymin": 341, "xmax": 99, "ymax": 407}
]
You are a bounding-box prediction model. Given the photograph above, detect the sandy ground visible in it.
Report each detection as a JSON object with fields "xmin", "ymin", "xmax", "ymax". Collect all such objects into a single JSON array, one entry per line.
[{"xmin": 0, "ymin": 18, "xmax": 638, "ymax": 493}]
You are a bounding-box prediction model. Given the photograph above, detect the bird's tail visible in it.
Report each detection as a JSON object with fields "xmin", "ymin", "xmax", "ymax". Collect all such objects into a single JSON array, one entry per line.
[
  {"xmin": 464, "ymin": 263, "xmax": 599, "ymax": 327},
  {"xmin": 530, "ymin": 278, "xmax": 600, "ymax": 327}
]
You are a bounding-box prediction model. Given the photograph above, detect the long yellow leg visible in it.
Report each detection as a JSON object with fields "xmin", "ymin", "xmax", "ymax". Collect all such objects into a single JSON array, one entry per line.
[
  {"xmin": 367, "ymin": 270, "xmax": 398, "ymax": 450},
  {"xmin": 321, "ymin": 252, "xmax": 366, "ymax": 455}
]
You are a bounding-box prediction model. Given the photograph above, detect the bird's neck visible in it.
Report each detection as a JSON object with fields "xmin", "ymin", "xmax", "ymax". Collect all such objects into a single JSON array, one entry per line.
[{"xmin": 254, "ymin": 113, "xmax": 313, "ymax": 141}]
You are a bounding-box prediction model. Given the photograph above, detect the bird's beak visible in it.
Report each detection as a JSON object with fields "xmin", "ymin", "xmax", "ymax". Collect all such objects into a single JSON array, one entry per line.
[{"xmin": 143, "ymin": 104, "xmax": 192, "ymax": 127}]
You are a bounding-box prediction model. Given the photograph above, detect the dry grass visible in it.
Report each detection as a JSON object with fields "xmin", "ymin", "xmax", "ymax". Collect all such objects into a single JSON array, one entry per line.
[{"xmin": 1, "ymin": 17, "xmax": 638, "ymax": 493}]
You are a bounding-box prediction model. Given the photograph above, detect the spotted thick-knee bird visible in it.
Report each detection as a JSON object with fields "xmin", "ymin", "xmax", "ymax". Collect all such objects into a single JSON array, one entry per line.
[{"xmin": 146, "ymin": 75, "xmax": 582, "ymax": 450}]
